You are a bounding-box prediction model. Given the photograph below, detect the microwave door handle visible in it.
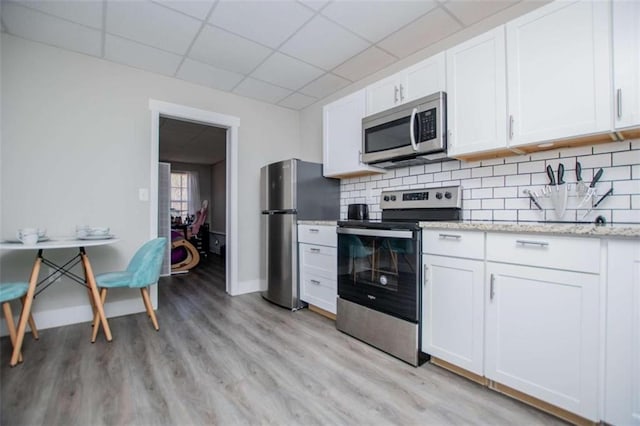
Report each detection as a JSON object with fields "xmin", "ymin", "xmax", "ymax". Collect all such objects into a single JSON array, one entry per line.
[{"xmin": 409, "ymin": 108, "xmax": 419, "ymax": 151}]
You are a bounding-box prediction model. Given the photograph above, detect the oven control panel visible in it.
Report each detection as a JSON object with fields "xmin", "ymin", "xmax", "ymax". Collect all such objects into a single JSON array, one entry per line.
[{"xmin": 380, "ymin": 185, "xmax": 461, "ymax": 209}]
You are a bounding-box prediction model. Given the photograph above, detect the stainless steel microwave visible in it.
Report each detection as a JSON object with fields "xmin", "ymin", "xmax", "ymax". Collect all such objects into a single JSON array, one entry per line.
[{"xmin": 362, "ymin": 92, "xmax": 447, "ymax": 168}]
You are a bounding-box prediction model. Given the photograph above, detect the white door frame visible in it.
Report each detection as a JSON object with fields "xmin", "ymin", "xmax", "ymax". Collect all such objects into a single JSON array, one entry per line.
[{"xmin": 149, "ymin": 99, "xmax": 239, "ymax": 295}]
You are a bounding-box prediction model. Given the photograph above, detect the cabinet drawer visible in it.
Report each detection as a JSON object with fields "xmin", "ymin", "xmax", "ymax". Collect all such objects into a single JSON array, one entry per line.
[
  {"xmin": 298, "ymin": 225, "xmax": 337, "ymax": 247},
  {"xmin": 486, "ymin": 233, "xmax": 600, "ymax": 274},
  {"xmin": 300, "ymin": 273, "xmax": 337, "ymax": 314},
  {"xmin": 423, "ymin": 229, "xmax": 485, "ymax": 259},
  {"xmin": 300, "ymin": 244, "xmax": 336, "ymax": 280}
]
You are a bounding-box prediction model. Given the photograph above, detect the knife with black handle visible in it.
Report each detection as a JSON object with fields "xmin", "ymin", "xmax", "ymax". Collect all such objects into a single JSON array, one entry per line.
[
  {"xmin": 546, "ymin": 165, "xmax": 556, "ymax": 186},
  {"xmin": 557, "ymin": 163, "xmax": 565, "ymax": 185},
  {"xmin": 576, "ymin": 161, "xmax": 583, "ymax": 183},
  {"xmin": 590, "ymin": 168, "xmax": 604, "ymax": 188}
]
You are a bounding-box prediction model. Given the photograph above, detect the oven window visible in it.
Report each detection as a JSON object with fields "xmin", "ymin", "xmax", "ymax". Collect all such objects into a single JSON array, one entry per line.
[
  {"xmin": 337, "ymin": 232, "xmax": 419, "ymax": 322},
  {"xmin": 364, "ymin": 116, "xmax": 411, "ymax": 153}
]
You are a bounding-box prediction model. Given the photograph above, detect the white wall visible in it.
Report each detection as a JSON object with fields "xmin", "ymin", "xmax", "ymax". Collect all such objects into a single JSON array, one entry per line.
[{"xmin": 0, "ymin": 35, "xmax": 302, "ymax": 330}]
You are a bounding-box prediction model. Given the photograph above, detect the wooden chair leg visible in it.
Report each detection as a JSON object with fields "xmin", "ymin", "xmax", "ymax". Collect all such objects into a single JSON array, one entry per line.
[
  {"xmin": 11, "ymin": 257, "xmax": 41, "ymax": 367},
  {"xmin": 21, "ymin": 296, "xmax": 39, "ymax": 340},
  {"xmin": 91, "ymin": 288, "xmax": 108, "ymax": 343},
  {"xmin": 3, "ymin": 302, "xmax": 23, "ymax": 364},
  {"xmin": 140, "ymin": 287, "xmax": 159, "ymax": 331}
]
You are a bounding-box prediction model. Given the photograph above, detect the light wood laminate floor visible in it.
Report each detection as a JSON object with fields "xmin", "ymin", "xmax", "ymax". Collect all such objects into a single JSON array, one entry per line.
[{"xmin": 1, "ymin": 255, "xmax": 565, "ymax": 425}]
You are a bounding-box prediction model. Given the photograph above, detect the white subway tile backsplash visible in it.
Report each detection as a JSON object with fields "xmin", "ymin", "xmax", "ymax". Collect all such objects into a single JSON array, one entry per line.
[
  {"xmin": 339, "ymin": 140, "xmax": 639, "ymax": 223},
  {"xmin": 471, "ymin": 167, "xmax": 493, "ymax": 178},
  {"xmin": 493, "ymin": 186, "xmax": 518, "ymax": 198},
  {"xmin": 577, "ymin": 153, "xmax": 611, "ymax": 168},
  {"xmin": 472, "ymin": 188, "xmax": 493, "ymax": 199},
  {"xmin": 612, "ymin": 150, "xmax": 640, "ymax": 166},
  {"xmin": 442, "ymin": 160, "xmax": 461, "ymax": 171},
  {"xmin": 424, "ymin": 163, "xmax": 442, "ymax": 173},
  {"xmin": 481, "ymin": 158, "xmax": 505, "ymax": 166},
  {"xmin": 613, "ymin": 180, "xmax": 640, "ymax": 195},
  {"xmin": 482, "ymin": 198, "xmax": 504, "ymax": 209},
  {"xmin": 452, "ymin": 169, "xmax": 471, "ymax": 180},
  {"xmin": 402, "ymin": 176, "xmax": 417, "ymax": 185},
  {"xmin": 593, "ymin": 141, "xmax": 630, "ymax": 154},
  {"xmin": 493, "ymin": 164, "xmax": 518, "ymax": 176},
  {"xmin": 506, "ymin": 174, "xmax": 531, "ymax": 186},
  {"xmin": 482, "ymin": 176, "xmax": 505, "ymax": 187},
  {"xmin": 518, "ymin": 160, "xmax": 546, "ymax": 174}
]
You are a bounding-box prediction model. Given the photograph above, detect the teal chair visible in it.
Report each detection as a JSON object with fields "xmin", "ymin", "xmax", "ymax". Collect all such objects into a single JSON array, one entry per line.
[
  {"xmin": 1, "ymin": 283, "xmax": 39, "ymax": 364},
  {"xmin": 91, "ymin": 238, "xmax": 167, "ymax": 340}
]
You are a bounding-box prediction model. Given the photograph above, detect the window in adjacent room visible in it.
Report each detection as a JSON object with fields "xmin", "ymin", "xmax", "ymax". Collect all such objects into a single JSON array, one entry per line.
[{"xmin": 171, "ymin": 172, "xmax": 189, "ymax": 218}]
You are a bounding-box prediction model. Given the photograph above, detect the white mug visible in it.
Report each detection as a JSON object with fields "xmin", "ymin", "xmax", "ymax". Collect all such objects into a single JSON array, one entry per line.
[{"xmin": 17, "ymin": 228, "xmax": 39, "ymax": 245}]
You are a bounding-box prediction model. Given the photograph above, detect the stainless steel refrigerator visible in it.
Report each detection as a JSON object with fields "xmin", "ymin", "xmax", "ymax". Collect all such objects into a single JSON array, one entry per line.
[{"xmin": 261, "ymin": 159, "xmax": 340, "ymax": 310}]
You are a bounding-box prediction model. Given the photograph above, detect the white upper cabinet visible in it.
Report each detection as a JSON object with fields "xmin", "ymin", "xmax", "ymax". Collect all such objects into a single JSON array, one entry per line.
[
  {"xmin": 323, "ymin": 89, "xmax": 383, "ymax": 178},
  {"xmin": 506, "ymin": 0, "xmax": 612, "ymax": 147},
  {"xmin": 446, "ymin": 27, "xmax": 507, "ymax": 157},
  {"xmin": 613, "ymin": 0, "xmax": 640, "ymax": 130},
  {"xmin": 366, "ymin": 53, "xmax": 446, "ymax": 116}
]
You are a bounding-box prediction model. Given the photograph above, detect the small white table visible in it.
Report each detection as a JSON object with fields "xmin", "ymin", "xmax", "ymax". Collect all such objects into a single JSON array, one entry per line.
[{"xmin": 0, "ymin": 237, "xmax": 119, "ymax": 366}]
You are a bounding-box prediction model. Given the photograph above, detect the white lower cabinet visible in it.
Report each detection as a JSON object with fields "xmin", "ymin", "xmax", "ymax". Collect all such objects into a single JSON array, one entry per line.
[
  {"xmin": 298, "ymin": 225, "xmax": 337, "ymax": 315},
  {"xmin": 422, "ymin": 254, "xmax": 484, "ymax": 376},
  {"xmin": 604, "ymin": 239, "xmax": 640, "ymax": 425},
  {"xmin": 484, "ymin": 262, "xmax": 600, "ymax": 420}
]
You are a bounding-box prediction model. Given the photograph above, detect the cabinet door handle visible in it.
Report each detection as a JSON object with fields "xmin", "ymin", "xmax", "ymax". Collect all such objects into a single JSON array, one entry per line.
[
  {"xmin": 309, "ymin": 229, "xmax": 319, "ymax": 233},
  {"xmin": 617, "ymin": 88, "xmax": 622, "ymax": 119},
  {"xmin": 438, "ymin": 233, "xmax": 462, "ymax": 240},
  {"xmin": 423, "ymin": 264, "xmax": 428, "ymax": 287},
  {"xmin": 399, "ymin": 84, "xmax": 404, "ymax": 101},
  {"xmin": 310, "ymin": 279, "xmax": 321, "ymax": 285},
  {"xmin": 394, "ymin": 86, "xmax": 399, "ymax": 103},
  {"xmin": 310, "ymin": 248, "xmax": 321, "ymax": 253},
  {"xmin": 516, "ymin": 239, "xmax": 549, "ymax": 248},
  {"xmin": 490, "ymin": 273, "xmax": 495, "ymax": 300},
  {"xmin": 509, "ymin": 115, "xmax": 514, "ymax": 140}
]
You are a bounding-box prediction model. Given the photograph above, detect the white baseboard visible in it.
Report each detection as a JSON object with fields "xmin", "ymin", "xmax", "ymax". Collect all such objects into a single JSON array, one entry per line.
[
  {"xmin": 0, "ymin": 296, "xmax": 146, "ymax": 336},
  {"xmin": 230, "ymin": 279, "xmax": 263, "ymax": 296}
]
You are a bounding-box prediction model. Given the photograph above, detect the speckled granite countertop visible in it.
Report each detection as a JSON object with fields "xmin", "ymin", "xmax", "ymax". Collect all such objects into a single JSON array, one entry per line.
[
  {"xmin": 297, "ymin": 220, "xmax": 338, "ymax": 226},
  {"xmin": 420, "ymin": 221, "xmax": 640, "ymax": 238}
]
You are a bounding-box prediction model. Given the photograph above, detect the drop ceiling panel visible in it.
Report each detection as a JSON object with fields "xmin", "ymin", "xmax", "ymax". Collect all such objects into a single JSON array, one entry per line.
[
  {"xmin": 177, "ymin": 58, "xmax": 245, "ymax": 91},
  {"xmin": 106, "ymin": 0, "xmax": 201, "ymax": 54},
  {"xmin": 209, "ymin": 1, "xmax": 313, "ymax": 49},
  {"xmin": 233, "ymin": 78, "xmax": 292, "ymax": 104},
  {"xmin": 105, "ymin": 34, "xmax": 182, "ymax": 76},
  {"xmin": 443, "ymin": 1, "xmax": 514, "ymax": 26},
  {"xmin": 278, "ymin": 92, "xmax": 317, "ymax": 110},
  {"xmin": 298, "ymin": 0, "xmax": 329, "ymax": 12},
  {"xmin": 153, "ymin": 0, "xmax": 215, "ymax": 21},
  {"xmin": 251, "ymin": 52, "xmax": 324, "ymax": 90},
  {"xmin": 332, "ymin": 46, "xmax": 397, "ymax": 82},
  {"xmin": 321, "ymin": 0, "xmax": 437, "ymax": 43},
  {"xmin": 15, "ymin": 0, "xmax": 103, "ymax": 28},
  {"xmin": 2, "ymin": 3, "xmax": 102, "ymax": 56},
  {"xmin": 378, "ymin": 7, "xmax": 462, "ymax": 58},
  {"xmin": 299, "ymin": 73, "xmax": 350, "ymax": 98},
  {"xmin": 279, "ymin": 15, "xmax": 369, "ymax": 70},
  {"xmin": 189, "ymin": 25, "xmax": 273, "ymax": 74}
]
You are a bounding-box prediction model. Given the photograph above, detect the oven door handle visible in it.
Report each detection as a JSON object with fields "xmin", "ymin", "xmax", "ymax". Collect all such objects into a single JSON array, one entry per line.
[{"xmin": 337, "ymin": 227, "xmax": 414, "ymax": 239}]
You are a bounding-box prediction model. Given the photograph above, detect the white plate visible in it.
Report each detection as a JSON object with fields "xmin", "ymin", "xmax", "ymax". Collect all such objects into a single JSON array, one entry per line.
[{"xmin": 77, "ymin": 234, "xmax": 114, "ymax": 240}]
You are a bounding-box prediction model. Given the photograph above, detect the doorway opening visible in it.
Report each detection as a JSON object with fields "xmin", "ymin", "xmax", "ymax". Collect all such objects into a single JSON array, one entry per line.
[{"xmin": 149, "ymin": 100, "xmax": 239, "ymax": 297}]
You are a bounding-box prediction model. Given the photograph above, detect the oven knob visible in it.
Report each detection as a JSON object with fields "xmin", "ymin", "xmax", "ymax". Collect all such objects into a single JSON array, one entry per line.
[
  {"xmin": 444, "ymin": 191, "xmax": 452, "ymax": 199},
  {"xmin": 435, "ymin": 192, "xmax": 443, "ymax": 200},
  {"xmin": 390, "ymin": 195, "xmax": 396, "ymax": 201},
  {"xmin": 380, "ymin": 275, "xmax": 388, "ymax": 286},
  {"xmin": 383, "ymin": 196, "xmax": 390, "ymax": 202}
]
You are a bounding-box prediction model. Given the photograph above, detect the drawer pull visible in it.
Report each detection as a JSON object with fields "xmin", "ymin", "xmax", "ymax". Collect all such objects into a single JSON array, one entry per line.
[
  {"xmin": 310, "ymin": 279, "xmax": 321, "ymax": 285},
  {"xmin": 439, "ymin": 233, "xmax": 462, "ymax": 240},
  {"xmin": 516, "ymin": 239, "xmax": 549, "ymax": 248},
  {"xmin": 309, "ymin": 248, "xmax": 321, "ymax": 253},
  {"xmin": 309, "ymin": 229, "xmax": 320, "ymax": 233},
  {"xmin": 490, "ymin": 274, "xmax": 495, "ymax": 300}
]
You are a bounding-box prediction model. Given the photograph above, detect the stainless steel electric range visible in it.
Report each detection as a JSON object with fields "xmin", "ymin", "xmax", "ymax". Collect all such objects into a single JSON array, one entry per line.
[{"xmin": 336, "ymin": 185, "xmax": 462, "ymax": 366}]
